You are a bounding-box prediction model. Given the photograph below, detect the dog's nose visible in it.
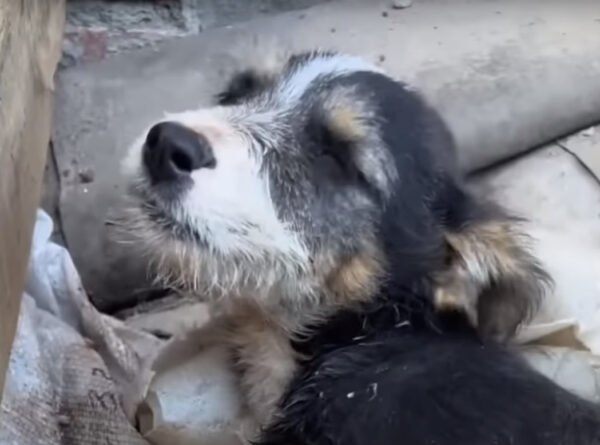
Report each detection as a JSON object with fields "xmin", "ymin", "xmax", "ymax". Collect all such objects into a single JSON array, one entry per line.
[{"xmin": 143, "ymin": 121, "xmax": 216, "ymax": 184}]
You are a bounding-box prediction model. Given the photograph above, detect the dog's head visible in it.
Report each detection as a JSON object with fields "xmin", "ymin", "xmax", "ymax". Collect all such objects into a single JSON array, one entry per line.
[{"xmin": 122, "ymin": 51, "xmax": 448, "ymax": 316}]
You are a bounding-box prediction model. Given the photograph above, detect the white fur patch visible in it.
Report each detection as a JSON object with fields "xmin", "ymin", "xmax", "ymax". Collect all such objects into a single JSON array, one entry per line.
[
  {"xmin": 181, "ymin": 137, "xmax": 304, "ymax": 260},
  {"xmin": 122, "ymin": 107, "xmax": 308, "ymax": 269},
  {"xmin": 279, "ymin": 53, "xmax": 382, "ymax": 103}
]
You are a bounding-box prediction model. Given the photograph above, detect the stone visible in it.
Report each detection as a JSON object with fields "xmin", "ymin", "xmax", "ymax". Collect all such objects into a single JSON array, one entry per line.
[{"xmin": 78, "ymin": 167, "xmax": 95, "ymax": 183}]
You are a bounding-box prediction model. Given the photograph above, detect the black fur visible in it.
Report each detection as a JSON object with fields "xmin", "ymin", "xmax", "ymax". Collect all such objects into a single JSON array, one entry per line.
[
  {"xmin": 210, "ymin": 53, "xmax": 600, "ymax": 444},
  {"xmin": 262, "ymin": 329, "xmax": 600, "ymax": 445},
  {"xmin": 257, "ymin": 73, "xmax": 598, "ymax": 443}
]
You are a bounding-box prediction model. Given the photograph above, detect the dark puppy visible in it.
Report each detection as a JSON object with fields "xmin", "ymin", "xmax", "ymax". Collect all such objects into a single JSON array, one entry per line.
[{"xmin": 122, "ymin": 50, "xmax": 600, "ymax": 444}]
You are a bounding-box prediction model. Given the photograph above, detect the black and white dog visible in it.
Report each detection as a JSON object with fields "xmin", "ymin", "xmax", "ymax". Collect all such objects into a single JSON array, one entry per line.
[{"xmin": 122, "ymin": 50, "xmax": 600, "ymax": 444}]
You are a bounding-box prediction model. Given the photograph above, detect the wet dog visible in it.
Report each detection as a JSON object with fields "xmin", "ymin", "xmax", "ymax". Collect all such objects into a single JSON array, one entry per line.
[{"xmin": 122, "ymin": 50, "xmax": 600, "ymax": 444}]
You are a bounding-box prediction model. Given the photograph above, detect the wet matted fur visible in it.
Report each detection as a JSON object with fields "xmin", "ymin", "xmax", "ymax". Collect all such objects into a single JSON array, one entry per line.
[{"xmin": 121, "ymin": 50, "xmax": 600, "ymax": 444}]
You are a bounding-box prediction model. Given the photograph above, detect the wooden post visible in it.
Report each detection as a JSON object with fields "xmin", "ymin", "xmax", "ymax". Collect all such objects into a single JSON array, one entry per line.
[{"xmin": 0, "ymin": 1, "xmax": 65, "ymax": 399}]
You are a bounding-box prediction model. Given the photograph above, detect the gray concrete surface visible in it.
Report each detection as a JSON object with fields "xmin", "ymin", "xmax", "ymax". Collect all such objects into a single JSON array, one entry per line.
[
  {"xmin": 52, "ymin": 0, "xmax": 600, "ymax": 311},
  {"xmin": 473, "ymin": 143, "xmax": 600, "ymax": 230}
]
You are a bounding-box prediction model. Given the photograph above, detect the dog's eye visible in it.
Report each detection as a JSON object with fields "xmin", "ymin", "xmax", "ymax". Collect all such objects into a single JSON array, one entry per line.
[
  {"xmin": 308, "ymin": 115, "xmax": 368, "ymax": 185},
  {"xmin": 316, "ymin": 123, "xmax": 351, "ymax": 167},
  {"xmin": 318, "ymin": 147, "xmax": 347, "ymax": 169},
  {"xmin": 216, "ymin": 70, "xmax": 266, "ymax": 106},
  {"xmin": 313, "ymin": 146, "xmax": 347, "ymax": 182},
  {"xmin": 316, "ymin": 146, "xmax": 370, "ymax": 187}
]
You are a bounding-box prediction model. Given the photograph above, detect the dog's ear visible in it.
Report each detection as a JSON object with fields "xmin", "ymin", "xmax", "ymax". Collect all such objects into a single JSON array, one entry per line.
[
  {"xmin": 435, "ymin": 215, "xmax": 552, "ymax": 342},
  {"xmin": 216, "ymin": 69, "xmax": 274, "ymax": 105}
]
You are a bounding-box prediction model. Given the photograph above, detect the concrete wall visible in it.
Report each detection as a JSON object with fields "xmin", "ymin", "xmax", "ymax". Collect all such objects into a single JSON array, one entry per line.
[{"xmin": 63, "ymin": 0, "xmax": 333, "ymax": 66}]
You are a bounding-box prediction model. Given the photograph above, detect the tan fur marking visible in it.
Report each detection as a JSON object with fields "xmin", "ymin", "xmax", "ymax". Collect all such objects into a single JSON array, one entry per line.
[
  {"xmin": 444, "ymin": 221, "xmax": 524, "ymax": 282},
  {"xmin": 226, "ymin": 301, "xmax": 298, "ymax": 430},
  {"xmin": 323, "ymin": 247, "xmax": 385, "ymax": 307},
  {"xmin": 322, "ymin": 85, "xmax": 370, "ymax": 143},
  {"xmin": 327, "ymin": 104, "xmax": 366, "ymax": 142},
  {"xmin": 434, "ymin": 267, "xmax": 479, "ymax": 327}
]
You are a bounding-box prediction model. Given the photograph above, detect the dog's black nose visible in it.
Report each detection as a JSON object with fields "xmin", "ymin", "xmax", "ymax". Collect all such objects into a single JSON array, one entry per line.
[{"xmin": 143, "ymin": 121, "xmax": 216, "ymax": 184}]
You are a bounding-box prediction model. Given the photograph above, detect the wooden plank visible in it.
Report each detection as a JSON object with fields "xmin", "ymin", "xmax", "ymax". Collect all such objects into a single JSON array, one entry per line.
[{"xmin": 0, "ymin": 1, "xmax": 65, "ymax": 398}]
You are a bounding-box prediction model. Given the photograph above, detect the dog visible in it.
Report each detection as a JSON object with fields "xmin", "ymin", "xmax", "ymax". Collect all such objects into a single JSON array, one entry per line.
[{"xmin": 122, "ymin": 50, "xmax": 600, "ymax": 444}]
